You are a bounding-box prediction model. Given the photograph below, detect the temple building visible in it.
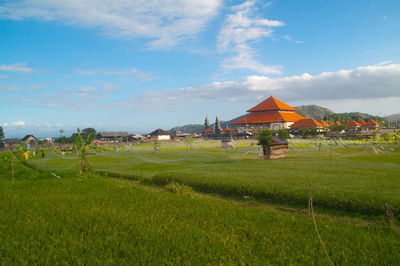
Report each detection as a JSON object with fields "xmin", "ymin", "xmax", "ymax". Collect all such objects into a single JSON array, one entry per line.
[{"xmin": 232, "ymin": 96, "xmax": 304, "ymax": 130}]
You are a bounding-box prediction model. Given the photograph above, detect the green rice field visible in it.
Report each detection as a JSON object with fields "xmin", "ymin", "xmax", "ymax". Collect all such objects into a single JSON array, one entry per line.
[{"xmin": 1, "ymin": 140, "xmax": 399, "ymax": 264}]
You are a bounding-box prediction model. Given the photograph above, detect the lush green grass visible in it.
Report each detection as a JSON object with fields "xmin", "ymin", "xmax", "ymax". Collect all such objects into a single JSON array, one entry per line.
[
  {"xmin": 30, "ymin": 140, "xmax": 400, "ymax": 216},
  {"xmin": 1, "ymin": 174, "xmax": 399, "ymax": 264}
]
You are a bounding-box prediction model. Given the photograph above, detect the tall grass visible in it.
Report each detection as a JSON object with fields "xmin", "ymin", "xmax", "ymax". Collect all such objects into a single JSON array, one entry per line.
[{"xmin": 1, "ymin": 176, "xmax": 399, "ymax": 265}]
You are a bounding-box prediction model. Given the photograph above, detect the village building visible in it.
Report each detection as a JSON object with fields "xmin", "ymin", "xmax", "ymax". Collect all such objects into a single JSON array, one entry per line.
[
  {"xmin": 232, "ymin": 96, "xmax": 304, "ymax": 130},
  {"xmin": 202, "ymin": 116, "xmax": 231, "ymax": 139},
  {"xmin": 357, "ymin": 120, "xmax": 367, "ymax": 126},
  {"xmin": 290, "ymin": 118, "xmax": 326, "ymax": 129},
  {"xmin": 365, "ymin": 119, "xmax": 381, "ymax": 129},
  {"xmin": 148, "ymin": 129, "xmax": 171, "ymax": 141},
  {"xmin": 98, "ymin": 132, "xmax": 129, "ymax": 142},
  {"xmin": 129, "ymin": 134, "xmax": 146, "ymax": 142},
  {"xmin": 21, "ymin": 135, "xmax": 38, "ymax": 143},
  {"xmin": 0, "ymin": 138, "xmax": 21, "ymax": 150},
  {"xmin": 290, "ymin": 118, "xmax": 328, "ymax": 135},
  {"xmin": 346, "ymin": 120, "xmax": 362, "ymax": 133},
  {"xmin": 318, "ymin": 120, "xmax": 330, "ymax": 127}
]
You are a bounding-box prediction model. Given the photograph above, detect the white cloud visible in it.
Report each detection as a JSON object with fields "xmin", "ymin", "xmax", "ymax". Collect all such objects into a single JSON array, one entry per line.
[
  {"xmin": 0, "ymin": 74, "xmax": 8, "ymax": 79},
  {"xmin": 218, "ymin": 0, "xmax": 284, "ymax": 74},
  {"xmin": 78, "ymin": 68, "xmax": 155, "ymax": 81},
  {"xmin": 0, "ymin": 62, "xmax": 37, "ymax": 73},
  {"xmin": 116, "ymin": 64, "xmax": 400, "ymax": 114},
  {"xmin": 0, "ymin": 0, "xmax": 222, "ymax": 49},
  {"xmin": 1, "ymin": 120, "xmax": 26, "ymax": 127}
]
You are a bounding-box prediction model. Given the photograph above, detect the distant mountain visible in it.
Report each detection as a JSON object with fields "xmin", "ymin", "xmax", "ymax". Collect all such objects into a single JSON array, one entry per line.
[
  {"xmin": 168, "ymin": 124, "xmax": 204, "ymax": 134},
  {"xmin": 169, "ymin": 115, "xmax": 245, "ymax": 134},
  {"xmin": 386, "ymin": 113, "xmax": 400, "ymax": 122},
  {"xmin": 294, "ymin": 105, "xmax": 334, "ymax": 120},
  {"xmin": 325, "ymin": 112, "xmax": 385, "ymax": 124}
]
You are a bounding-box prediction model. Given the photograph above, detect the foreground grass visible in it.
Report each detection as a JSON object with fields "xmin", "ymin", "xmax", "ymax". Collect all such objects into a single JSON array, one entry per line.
[
  {"xmin": 30, "ymin": 140, "xmax": 400, "ymax": 217},
  {"xmin": 1, "ymin": 174, "xmax": 399, "ymax": 265}
]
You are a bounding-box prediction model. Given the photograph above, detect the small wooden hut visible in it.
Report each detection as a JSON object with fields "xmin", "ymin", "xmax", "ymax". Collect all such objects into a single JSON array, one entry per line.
[{"xmin": 263, "ymin": 137, "xmax": 288, "ymax": 160}]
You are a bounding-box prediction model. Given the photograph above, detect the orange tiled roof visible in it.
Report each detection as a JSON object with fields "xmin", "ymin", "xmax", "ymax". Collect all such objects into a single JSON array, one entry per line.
[
  {"xmin": 203, "ymin": 128, "xmax": 213, "ymax": 133},
  {"xmin": 357, "ymin": 120, "xmax": 366, "ymax": 125},
  {"xmin": 290, "ymin": 118, "xmax": 325, "ymax": 128},
  {"xmin": 221, "ymin": 127, "xmax": 230, "ymax": 132},
  {"xmin": 333, "ymin": 121, "xmax": 341, "ymax": 126},
  {"xmin": 232, "ymin": 111, "xmax": 304, "ymax": 125},
  {"xmin": 318, "ymin": 120, "xmax": 330, "ymax": 127},
  {"xmin": 365, "ymin": 119, "xmax": 380, "ymax": 126},
  {"xmin": 346, "ymin": 120, "xmax": 361, "ymax": 127},
  {"xmin": 247, "ymin": 96, "xmax": 297, "ymax": 112}
]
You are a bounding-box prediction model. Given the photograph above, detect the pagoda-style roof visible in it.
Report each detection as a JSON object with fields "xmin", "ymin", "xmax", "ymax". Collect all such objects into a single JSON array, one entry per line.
[
  {"xmin": 247, "ymin": 96, "xmax": 297, "ymax": 112},
  {"xmin": 290, "ymin": 118, "xmax": 325, "ymax": 128},
  {"xmin": 232, "ymin": 111, "xmax": 304, "ymax": 125},
  {"xmin": 365, "ymin": 119, "xmax": 380, "ymax": 126},
  {"xmin": 346, "ymin": 120, "xmax": 361, "ymax": 127},
  {"xmin": 318, "ymin": 120, "xmax": 330, "ymax": 127}
]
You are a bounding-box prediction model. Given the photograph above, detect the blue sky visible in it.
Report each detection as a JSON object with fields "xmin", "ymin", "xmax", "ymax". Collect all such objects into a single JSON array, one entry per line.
[{"xmin": 1, "ymin": 0, "xmax": 400, "ymax": 137}]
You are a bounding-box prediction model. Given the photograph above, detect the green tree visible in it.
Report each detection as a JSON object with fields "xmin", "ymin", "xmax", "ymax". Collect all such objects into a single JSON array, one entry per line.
[
  {"xmin": 74, "ymin": 128, "xmax": 93, "ymax": 174},
  {"xmin": 0, "ymin": 126, "xmax": 4, "ymax": 139},
  {"xmin": 257, "ymin": 129, "xmax": 273, "ymax": 157},
  {"xmin": 82, "ymin": 128, "xmax": 97, "ymax": 138},
  {"xmin": 276, "ymin": 129, "xmax": 289, "ymax": 140}
]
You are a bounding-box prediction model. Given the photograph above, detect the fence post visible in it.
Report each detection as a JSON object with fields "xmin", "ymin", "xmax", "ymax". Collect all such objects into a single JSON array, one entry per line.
[{"xmin": 308, "ymin": 182, "xmax": 312, "ymax": 218}]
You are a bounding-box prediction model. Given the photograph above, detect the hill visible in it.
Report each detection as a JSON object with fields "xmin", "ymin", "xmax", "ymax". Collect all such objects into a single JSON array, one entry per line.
[
  {"xmin": 294, "ymin": 105, "xmax": 334, "ymax": 120},
  {"xmin": 386, "ymin": 113, "xmax": 400, "ymax": 122},
  {"xmin": 169, "ymin": 115, "xmax": 245, "ymax": 134},
  {"xmin": 326, "ymin": 112, "xmax": 385, "ymax": 124}
]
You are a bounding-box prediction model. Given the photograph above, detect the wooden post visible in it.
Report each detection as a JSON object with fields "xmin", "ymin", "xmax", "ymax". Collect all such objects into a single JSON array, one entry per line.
[
  {"xmin": 11, "ymin": 157, "xmax": 14, "ymax": 181},
  {"xmin": 308, "ymin": 182, "xmax": 312, "ymax": 218}
]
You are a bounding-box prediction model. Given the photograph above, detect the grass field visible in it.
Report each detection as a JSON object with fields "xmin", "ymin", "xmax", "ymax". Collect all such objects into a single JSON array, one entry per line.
[
  {"xmin": 29, "ymin": 140, "xmax": 400, "ymax": 216},
  {"xmin": 1, "ymin": 140, "xmax": 399, "ymax": 264}
]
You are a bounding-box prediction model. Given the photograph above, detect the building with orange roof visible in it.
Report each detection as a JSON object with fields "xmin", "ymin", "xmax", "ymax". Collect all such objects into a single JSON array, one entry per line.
[
  {"xmin": 357, "ymin": 120, "xmax": 366, "ymax": 126},
  {"xmin": 346, "ymin": 120, "xmax": 361, "ymax": 127},
  {"xmin": 365, "ymin": 119, "xmax": 381, "ymax": 129},
  {"xmin": 232, "ymin": 96, "xmax": 304, "ymax": 130},
  {"xmin": 318, "ymin": 120, "xmax": 330, "ymax": 127},
  {"xmin": 333, "ymin": 121, "xmax": 342, "ymax": 126},
  {"xmin": 290, "ymin": 118, "xmax": 325, "ymax": 128}
]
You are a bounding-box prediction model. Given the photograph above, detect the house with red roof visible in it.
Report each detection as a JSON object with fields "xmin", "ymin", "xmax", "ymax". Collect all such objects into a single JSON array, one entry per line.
[
  {"xmin": 357, "ymin": 120, "xmax": 367, "ymax": 126},
  {"xmin": 290, "ymin": 118, "xmax": 325, "ymax": 129},
  {"xmin": 365, "ymin": 119, "xmax": 381, "ymax": 129},
  {"xmin": 232, "ymin": 96, "xmax": 304, "ymax": 130},
  {"xmin": 346, "ymin": 120, "xmax": 361, "ymax": 127}
]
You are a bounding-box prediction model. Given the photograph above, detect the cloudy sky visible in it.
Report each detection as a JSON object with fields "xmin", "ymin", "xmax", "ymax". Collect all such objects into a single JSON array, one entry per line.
[{"xmin": 1, "ymin": 0, "xmax": 400, "ymax": 137}]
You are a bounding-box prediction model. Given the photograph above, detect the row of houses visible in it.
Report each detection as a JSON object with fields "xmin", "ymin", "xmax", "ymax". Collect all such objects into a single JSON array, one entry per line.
[
  {"xmin": 0, "ymin": 129, "xmax": 175, "ymax": 150},
  {"xmin": 226, "ymin": 96, "xmax": 381, "ymax": 135}
]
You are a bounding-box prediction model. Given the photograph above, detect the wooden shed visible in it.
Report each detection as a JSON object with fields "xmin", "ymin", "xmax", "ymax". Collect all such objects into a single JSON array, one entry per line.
[{"xmin": 263, "ymin": 137, "xmax": 288, "ymax": 160}]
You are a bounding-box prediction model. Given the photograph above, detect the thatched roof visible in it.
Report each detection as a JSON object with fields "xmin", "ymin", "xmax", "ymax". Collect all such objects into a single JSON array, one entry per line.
[
  {"xmin": 148, "ymin": 128, "xmax": 170, "ymax": 136},
  {"xmin": 98, "ymin": 131, "xmax": 129, "ymax": 137},
  {"xmin": 21, "ymin": 135, "xmax": 37, "ymax": 141}
]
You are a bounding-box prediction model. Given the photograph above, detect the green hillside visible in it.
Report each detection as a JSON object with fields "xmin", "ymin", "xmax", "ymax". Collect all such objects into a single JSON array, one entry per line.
[{"xmin": 294, "ymin": 105, "xmax": 334, "ymax": 120}]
